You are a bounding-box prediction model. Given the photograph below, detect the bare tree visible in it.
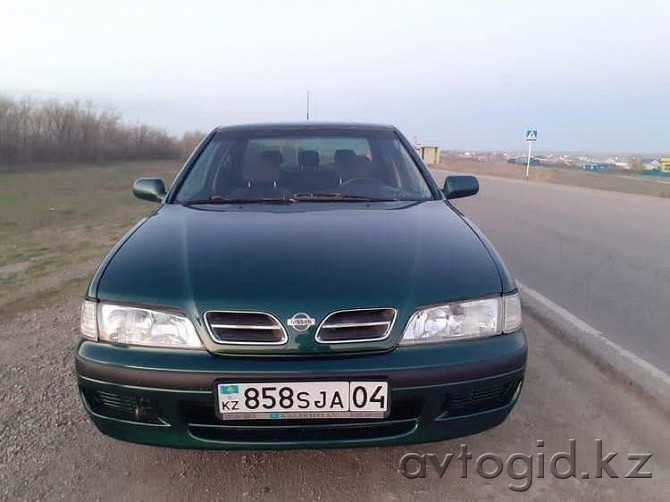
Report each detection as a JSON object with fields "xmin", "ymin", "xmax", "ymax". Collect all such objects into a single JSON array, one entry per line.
[
  {"xmin": 179, "ymin": 130, "xmax": 207, "ymax": 158},
  {"xmin": 0, "ymin": 96, "xmax": 182, "ymax": 167}
]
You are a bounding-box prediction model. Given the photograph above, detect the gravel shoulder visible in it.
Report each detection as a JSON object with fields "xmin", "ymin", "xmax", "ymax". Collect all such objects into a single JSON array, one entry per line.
[{"xmin": 2, "ymin": 299, "xmax": 669, "ymax": 501}]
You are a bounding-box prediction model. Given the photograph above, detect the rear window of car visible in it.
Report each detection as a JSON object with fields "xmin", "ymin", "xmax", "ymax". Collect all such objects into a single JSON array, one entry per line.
[{"xmin": 245, "ymin": 137, "xmax": 371, "ymax": 167}]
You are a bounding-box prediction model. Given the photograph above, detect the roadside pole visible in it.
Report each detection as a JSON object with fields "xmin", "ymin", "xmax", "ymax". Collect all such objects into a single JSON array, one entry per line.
[
  {"xmin": 524, "ymin": 129, "xmax": 537, "ymax": 180},
  {"xmin": 524, "ymin": 140, "xmax": 533, "ymax": 179}
]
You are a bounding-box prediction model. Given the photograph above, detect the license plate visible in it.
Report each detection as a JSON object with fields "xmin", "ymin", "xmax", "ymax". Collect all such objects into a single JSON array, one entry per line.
[{"xmin": 215, "ymin": 381, "xmax": 389, "ymax": 420}]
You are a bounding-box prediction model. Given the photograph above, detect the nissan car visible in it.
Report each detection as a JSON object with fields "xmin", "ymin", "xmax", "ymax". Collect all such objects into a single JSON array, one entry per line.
[{"xmin": 75, "ymin": 123, "xmax": 527, "ymax": 449}]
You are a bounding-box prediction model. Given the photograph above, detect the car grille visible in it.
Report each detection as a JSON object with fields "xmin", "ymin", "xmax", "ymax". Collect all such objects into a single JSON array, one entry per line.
[
  {"xmin": 94, "ymin": 390, "xmax": 137, "ymax": 415},
  {"xmin": 187, "ymin": 420, "xmax": 417, "ymax": 443},
  {"xmin": 316, "ymin": 308, "xmax": 396, "ymax": 343},
  {"xmin": 205, "ymin": 311, "xmax": 287, "ymax": 344},
  {"xmin": 82, "ymin": 389, "xmax": 163, "ymax": 424},
  {"xmin": 442, "ymin": 375, "xmax": 523, "ymax": 417}
]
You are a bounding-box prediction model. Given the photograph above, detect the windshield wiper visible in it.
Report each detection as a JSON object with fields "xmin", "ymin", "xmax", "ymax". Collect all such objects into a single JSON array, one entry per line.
[
  {"xmin": 291, "ymin": 192, "xmax": 399, "ymax": 202},
  {"xmin": 182, "ymin": 196, "xmax": 296, "ymax": 206},
  {"xmin": 182, "ymin": 193, "xmax": 400, "ymax": 205}
]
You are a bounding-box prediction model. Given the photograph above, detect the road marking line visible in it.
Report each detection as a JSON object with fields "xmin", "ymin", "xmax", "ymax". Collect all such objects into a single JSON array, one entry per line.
[{"xmin": 518, "ymin": 281, "xmax": 670, "ymax": 415}]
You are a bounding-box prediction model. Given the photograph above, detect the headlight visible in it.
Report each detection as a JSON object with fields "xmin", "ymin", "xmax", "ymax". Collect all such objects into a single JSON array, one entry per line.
[
  {"xmin": 80, "ymin": 301, "xmax": 203, "ymax": 349},
  {"xmin": 400, "ymin": 293, "xmax": 521, "ymax": 345}
]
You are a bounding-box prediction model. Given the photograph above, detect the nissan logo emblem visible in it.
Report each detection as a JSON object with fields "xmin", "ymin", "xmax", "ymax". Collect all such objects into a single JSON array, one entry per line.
[{"xmin": 287, "ymin": 312, "xmax": 316, "ymax": 332}]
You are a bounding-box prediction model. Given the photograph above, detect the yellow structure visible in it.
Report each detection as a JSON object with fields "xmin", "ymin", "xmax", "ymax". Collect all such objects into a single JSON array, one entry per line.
[
  {"xmin": 660, "ymin": 158, "xmax": 670, "ymax": 172},
  {"xmin": 420, "ymin": 146, "xmax": 441, "ymax": 165}
]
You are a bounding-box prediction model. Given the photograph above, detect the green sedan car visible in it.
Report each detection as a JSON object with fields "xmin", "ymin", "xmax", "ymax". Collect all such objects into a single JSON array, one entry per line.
[{"xmin": 76, "ymin": 123, "xmax": 526, "ymax": 449}]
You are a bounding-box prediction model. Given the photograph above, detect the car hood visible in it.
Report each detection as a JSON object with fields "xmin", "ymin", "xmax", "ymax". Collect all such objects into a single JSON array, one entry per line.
[{"xmin": 95, "ymin": 201, "xmax": 503, "ymax": 354}]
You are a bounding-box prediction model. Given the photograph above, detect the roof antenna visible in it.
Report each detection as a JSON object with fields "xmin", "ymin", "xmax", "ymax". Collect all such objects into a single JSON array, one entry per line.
[{"xmin": 306, "ymin": 89, "xmax": 310, "ymax": 121}]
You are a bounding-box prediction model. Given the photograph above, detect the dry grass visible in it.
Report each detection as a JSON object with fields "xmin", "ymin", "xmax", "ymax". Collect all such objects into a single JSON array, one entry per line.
[{"xmin": 0, "ymin": 160, "xmax": 181, "ymax": 318}]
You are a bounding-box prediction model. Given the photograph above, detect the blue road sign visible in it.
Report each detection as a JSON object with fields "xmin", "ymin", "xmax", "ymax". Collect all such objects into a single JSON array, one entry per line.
[{"xmin": 526, "ymin": 130, "xmax": 538, "ymax": 142}]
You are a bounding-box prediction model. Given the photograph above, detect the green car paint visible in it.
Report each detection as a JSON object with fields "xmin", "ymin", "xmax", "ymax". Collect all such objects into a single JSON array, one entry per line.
[{"xmin": 76, "ymin": 123, "xmax": 527, "ymax": 449}]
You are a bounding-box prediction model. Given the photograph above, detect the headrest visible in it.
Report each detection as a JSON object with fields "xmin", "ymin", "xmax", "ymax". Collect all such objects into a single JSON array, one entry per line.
[
  {"xmin": 355, "ymin": 155, "xmax": 371, "ymax": 167},
  {"xmin": 298, "ymin": 150, "xmax": 320, "ymax": 167},
  {"xmin": 261, "ymin": 150, "xmax": 283, "ymax": 164},
  {"xmin": 334, "ymin": 149, "xmax": 356, "ymax": 164}
]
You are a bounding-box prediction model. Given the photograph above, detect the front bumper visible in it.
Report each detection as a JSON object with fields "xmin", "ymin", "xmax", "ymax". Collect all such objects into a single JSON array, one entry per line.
[{"xmin": 76, "ymin": 330, "xmax": 527, "ymax": 450}]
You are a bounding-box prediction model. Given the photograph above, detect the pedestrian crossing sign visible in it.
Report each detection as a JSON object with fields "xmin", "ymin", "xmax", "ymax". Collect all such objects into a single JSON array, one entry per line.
[{"xmin": 526, "ymin": 130, "xmax": 538, "ymax": 142}]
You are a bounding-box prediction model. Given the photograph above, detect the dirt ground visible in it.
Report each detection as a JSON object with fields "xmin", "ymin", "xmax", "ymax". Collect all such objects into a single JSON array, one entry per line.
[
  {"xmin": 440, "ymin": 158, "xmax": 670, "ymax": 199},
  {"xmin": 1, "ymin": 296, "xmax": 669, "ymax": 501}
]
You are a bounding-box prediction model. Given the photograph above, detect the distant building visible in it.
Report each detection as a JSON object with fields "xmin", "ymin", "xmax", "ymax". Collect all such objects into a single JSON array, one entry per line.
[
  {"xmin": 660, "ymin": 158, "xmax": 670, "ymax": 173},
  {"xmin": 513, "ymin": 156, "xmax": 540, "ymax": 166},
  {"xmin": 609, "ymin": 159, "xmax": 632, "ymax": 170},
  {"xmin": 641, "ymin": 158, "xmax": 660, "ymax": 171},
  {"xmin": 420, "ymin": 146, "xmax": 440, "ymax": 165},
  {"xmin": 581, "ymin": 162, "xmax": 615, "ymax": 172},
  {"xmin": 557, "ymin": 156, "xmax": 576, "ymax": 167}
]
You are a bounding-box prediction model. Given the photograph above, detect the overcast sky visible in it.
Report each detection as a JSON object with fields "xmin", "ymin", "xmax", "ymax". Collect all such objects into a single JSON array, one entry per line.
[{"xmin": 2, "ymin": 0, "xmax": 668, "ymax": 152}]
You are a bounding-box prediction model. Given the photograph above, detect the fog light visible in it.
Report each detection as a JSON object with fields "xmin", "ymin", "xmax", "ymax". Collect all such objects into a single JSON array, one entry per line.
[{"xmin": 134, "ymin": 397, "xmax": 161, "ymax": 423}]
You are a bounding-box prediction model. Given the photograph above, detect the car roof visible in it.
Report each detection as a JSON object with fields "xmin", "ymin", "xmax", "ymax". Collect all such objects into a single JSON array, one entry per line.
[{"xmin": 215, "ymin": 122, "xmax": 396, "ymax": 133}]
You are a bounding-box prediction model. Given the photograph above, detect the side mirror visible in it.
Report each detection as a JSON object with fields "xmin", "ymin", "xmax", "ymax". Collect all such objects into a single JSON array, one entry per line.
[
  {"xmin": 443, "ymin": 175, "xmax": 479, "ymax": 200},
  {"xmin": 133, "ymin": 178, "xmax": 166, "ymax": 203}
]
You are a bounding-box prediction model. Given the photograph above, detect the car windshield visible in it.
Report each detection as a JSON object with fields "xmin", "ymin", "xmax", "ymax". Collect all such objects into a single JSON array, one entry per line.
[{"xmin": 173, "ymin": 129, "xmax": 434, "ymax": 203}]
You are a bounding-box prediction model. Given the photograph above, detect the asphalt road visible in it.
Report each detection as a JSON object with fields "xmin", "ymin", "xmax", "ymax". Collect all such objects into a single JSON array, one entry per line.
[
  {"xmin": 1, "ymin": 298, "xmax": 669, "ymax": 501},
  {"xmin": 434, "ymin": 171, "xmax": 670, "ymax": 375}
]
